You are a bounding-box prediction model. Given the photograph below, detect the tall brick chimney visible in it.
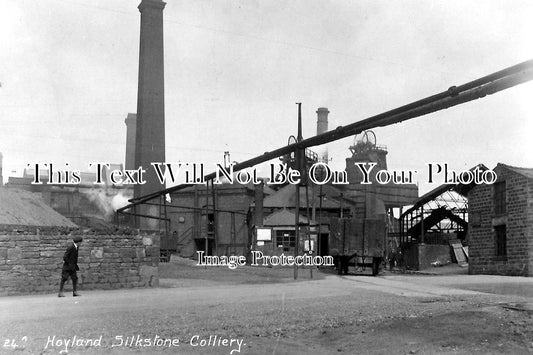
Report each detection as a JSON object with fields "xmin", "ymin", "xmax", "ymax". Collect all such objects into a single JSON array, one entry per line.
[
  {"xmin": 124, "ymin": 113, "xmax": 137, "ymax": 171},
  {"xmin": 0, "ymin": 152, "xmax": 3, "ymax": 187},
  {"xmin": 316, "ymin": 107, "xmax": 329, "ymax": 162},
  {"xmin": 134, "ymin": 0, "xmax": 166, "ymax": 228}
]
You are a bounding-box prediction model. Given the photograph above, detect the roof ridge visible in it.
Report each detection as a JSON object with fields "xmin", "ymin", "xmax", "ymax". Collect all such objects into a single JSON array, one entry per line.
[{"xmin": 497, "ymin": 163, "xmax": 533, "ymax": 179}]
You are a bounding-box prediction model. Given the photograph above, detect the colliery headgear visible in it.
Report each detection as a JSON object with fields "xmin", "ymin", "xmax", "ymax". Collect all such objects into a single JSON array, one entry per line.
[{"xmin": 73, "ymin": 236, "xmax": 83, "ymax": 243}]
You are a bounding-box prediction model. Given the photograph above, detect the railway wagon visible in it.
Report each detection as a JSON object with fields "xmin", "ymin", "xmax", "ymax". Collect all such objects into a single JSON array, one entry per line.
[{"xmin": 329, "ymin": 217, "xmax": 386, "ymax": 276}]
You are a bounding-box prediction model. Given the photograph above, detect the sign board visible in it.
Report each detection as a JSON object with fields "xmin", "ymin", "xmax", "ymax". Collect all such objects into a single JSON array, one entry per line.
[
  {"xmin": 256, "ymin": 227, "xmax": 272, "ymax": 241},
  {"xmin": 304, "ymin": 240, "xmax": 315, "ymax": 252}
]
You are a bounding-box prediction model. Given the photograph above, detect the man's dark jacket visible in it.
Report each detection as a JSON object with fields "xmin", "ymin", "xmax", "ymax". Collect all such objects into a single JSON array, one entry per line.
[{"xmin": 62, "ymin": 243, "xmax": 79, "ymax": 271}]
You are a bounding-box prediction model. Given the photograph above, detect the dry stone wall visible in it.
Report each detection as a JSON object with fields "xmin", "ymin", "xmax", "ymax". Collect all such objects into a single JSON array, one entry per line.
[{"xmin": 0, "ymin": 227, "xmax": 159, "ymax": 295}]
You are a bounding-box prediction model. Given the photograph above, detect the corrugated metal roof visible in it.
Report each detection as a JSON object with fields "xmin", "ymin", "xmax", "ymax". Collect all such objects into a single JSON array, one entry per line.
[{"xmin": 0, "ymin": 188, "xmax": 77, "ymax": 228}]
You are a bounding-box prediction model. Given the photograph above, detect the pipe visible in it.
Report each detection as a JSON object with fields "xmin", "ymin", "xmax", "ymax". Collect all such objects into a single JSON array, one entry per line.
[{"xmin": 118, "ymin": 59, "xmax": 533, "ymax": 213}]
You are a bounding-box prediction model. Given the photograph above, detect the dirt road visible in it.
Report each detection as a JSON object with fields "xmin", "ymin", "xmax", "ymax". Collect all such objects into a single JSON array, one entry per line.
[{"xmin": 0, "ymin": 268, "xmax": 532, "ymax": 354}]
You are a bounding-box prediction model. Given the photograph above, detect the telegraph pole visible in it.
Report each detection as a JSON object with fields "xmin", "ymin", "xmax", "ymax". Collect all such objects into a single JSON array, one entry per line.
[{"xmin": 294, "ymin": 103, "xmax": 303, "ymax": 280}]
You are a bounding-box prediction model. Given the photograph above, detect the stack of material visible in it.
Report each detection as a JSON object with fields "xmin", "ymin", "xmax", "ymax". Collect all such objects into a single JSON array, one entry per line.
[{"xmin": 450, "ymin": 243, "xmax": 468, "ymax": 267}]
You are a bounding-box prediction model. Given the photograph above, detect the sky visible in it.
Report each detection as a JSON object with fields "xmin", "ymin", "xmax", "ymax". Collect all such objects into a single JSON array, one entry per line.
[{"xmin": 1, "ymin": 0, "xmax": 532, "ymax": 195}]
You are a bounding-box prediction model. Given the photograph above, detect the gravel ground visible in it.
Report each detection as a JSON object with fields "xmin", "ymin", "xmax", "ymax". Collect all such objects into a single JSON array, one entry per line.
[{"xmin": 0, "ymin": 263, "xmax": 532, "ymax": 355}]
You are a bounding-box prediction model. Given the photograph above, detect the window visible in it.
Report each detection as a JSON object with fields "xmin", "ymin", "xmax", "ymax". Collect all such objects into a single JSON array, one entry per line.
[
  {"xmin": 494, "ymin": 181, "xmax": 506, "ymax": 215},
  {"xmin": 276, "ymin": 230, "xmax": 295, "ymax": 252},
  {"xmin": 495, "ymin": 225, "xmax": 507, "ymax": 257}
]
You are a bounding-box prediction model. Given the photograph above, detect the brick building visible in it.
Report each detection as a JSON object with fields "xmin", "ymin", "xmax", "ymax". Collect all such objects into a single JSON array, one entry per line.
[
  {"xmin": 252, "ymin": 183, "xmax": 351, "ymax": 258},
  {"xmin": 168, "ymin": 182, "xmax": 275, "ymax": 258},
  {"xmin": 468, "ymin": 163, "xmax": 533, "ymax": 276}
]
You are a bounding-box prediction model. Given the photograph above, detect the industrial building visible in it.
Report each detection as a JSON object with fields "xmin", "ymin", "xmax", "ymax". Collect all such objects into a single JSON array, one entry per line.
[
  {"xmin": 166, "ymin": 182, "xmax": 272, "ymax": 259},
  {"xmin": 142, "ymin": 107, "xmax": 419, "ymax": 273},
  {"xmin": 108, "ymin": 0, "xmax": 532, "ymax": 276},
  {"xmin": 398, "ymin": 166, "xmax": 483, "ymax": 270},
  {"xmin": 468, "ymin": 163, "xmax": 533, "ymax": 276},
  {"xmin": 2, "ymin": 0, "xmax": 530, "ymax": 280}
]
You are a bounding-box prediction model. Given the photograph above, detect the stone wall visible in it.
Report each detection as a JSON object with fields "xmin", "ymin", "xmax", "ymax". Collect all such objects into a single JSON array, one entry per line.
[
  {"xmin": 468, "ymin": 165, "xmax": 532, "ymax": 276},
  {"xmin": 0, "ymin": 227, "xmax": 159, "ymax": 295}
]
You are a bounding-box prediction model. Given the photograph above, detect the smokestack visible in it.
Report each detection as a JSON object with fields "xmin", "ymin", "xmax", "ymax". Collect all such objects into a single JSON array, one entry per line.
[
  {"xmin": 0, "ymin": 152, "xmax": 3, "ymax": 187},
  {"xmin": 134, "ymin": 0, "xmax": 166, "ymax": 228},
  {"xmin": 316, "ymin": 107, "xmax": 329, "ymax": 162},
  {"xmin": 124, "ymin": 113, "xmax": 137, "ymax": 171}
]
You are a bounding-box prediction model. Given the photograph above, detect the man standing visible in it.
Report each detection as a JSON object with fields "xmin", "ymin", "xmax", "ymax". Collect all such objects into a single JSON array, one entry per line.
[{"xmin": 58, "ymin": 236, "xmax": 83, "ymax": 297}]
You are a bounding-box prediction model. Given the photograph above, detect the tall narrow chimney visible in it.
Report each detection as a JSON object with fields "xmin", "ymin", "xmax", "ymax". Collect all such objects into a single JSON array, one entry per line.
[
  {"xmin": 316, "ymin": 107, "xmax": 329, "ymax": 162},
  {"xmin": 134, "ymin": 0, "xmax": 166, "ymax": 228},
  {"xmin": 0, "ymin": 152, "xmax": 3, "ymax": 187},
  {"xmin": 125, "ymin": 113, "xmax": 137, "ymax": 171}
]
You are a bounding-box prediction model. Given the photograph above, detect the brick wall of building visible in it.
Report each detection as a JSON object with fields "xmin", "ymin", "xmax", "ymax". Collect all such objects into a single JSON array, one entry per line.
[
  {"xmin": 526, "ymin": 179, "xmax": 533, "ymax": 276},
  {"xmin": 468, "ymin": 165, "xmax": 532, "ymax": 276},
  {"xmin": 0, "ymin": 227, "xmax": 159, "ymax": 295}
]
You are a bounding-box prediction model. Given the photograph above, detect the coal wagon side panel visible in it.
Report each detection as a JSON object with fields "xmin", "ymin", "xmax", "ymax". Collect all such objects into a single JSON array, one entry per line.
[
  {"xmin": 364, "ymin": 219, "xmax": 386, "ymax": 257},
  {"xmin": 329, "ymin": 217, "xmax": 364, "ymax": 255}
]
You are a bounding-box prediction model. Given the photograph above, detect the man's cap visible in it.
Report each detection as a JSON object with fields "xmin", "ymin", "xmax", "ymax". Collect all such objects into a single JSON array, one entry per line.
[{"xmin": 73, "ymin": 236, "xmax": 83, "ymax": 243}]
